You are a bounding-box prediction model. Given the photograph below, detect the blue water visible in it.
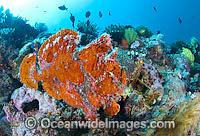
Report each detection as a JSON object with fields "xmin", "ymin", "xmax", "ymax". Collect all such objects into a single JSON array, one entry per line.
[{"xmin": 1, "ymin": 0, "xmax": 200, "ymax": 44}]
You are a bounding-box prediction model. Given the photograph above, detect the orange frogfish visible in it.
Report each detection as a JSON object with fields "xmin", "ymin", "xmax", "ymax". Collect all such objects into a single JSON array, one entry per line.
[{"xmin": 19, "ymin": 29, "xmax": 126, "ymax": 120}]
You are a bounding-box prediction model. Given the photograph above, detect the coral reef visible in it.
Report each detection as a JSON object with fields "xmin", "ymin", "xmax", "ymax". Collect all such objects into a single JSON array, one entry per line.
[
  {"xmin": 110, "ymin": 31, "xmax": 197, "ymax": 135},
  {"xmin": 19, "ymin": 29, "xmax": 126, "ymax": 120},
  {"xmin": 0, "ymin": 7, "xmax": 43, "ymax": 49},
  {"xmin": 10, "ymin": 27, "xmax": 198, "ymax": 135},
  {"xmin": 170, "ymin": 40, "xmax": 187, "ymax": 54},
  {"xmin": 0, "ymin": 38, "xmax": 22, "ymax": 105},
  {"xmin": 155, "ymin": 93, "xmax": 200, "ymax": 136},
  {"xmin": 34, "ymin": 23, "xmax": 48, "ymax": 33},
  {"xmin": 0, "ymin": 9, "xmax": 51, "ymax": 135},
  {"xmin": 3, "ymin": 85, "xmax": 86, "ymax": 136},
  {"xmin": 0, "ymin": 8, "xmax": 200, "ymax": 135}
]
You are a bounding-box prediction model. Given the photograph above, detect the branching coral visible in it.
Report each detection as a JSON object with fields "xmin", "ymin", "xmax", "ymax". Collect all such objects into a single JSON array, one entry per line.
[{"xmin": 19, "ymin": 29, "xmax": 126, "ymax": 120}]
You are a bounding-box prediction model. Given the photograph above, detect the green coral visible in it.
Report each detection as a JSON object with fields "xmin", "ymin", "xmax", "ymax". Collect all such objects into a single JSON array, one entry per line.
[
  {"xmin": 181, "ymin": 47, "xmax": 195, "ymax": 67},
  {"xmin": 124, "ymin": 28, "xmax": 138, "ymax": 45}
]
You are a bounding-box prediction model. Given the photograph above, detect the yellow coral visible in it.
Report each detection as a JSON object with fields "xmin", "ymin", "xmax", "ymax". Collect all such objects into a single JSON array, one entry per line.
[
  {"xmin": 124, "ymin": 28, "xmax": 138, "ymax": 45},
  {"xmin": 181, "ymin": 47, "xmax": 195, "ymax": 67}
]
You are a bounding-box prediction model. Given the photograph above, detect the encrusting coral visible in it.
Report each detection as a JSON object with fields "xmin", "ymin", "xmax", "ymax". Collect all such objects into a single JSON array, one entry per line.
[{"xmin": 19, "ymin": 29, "xmax": 126, "ymax": 120}]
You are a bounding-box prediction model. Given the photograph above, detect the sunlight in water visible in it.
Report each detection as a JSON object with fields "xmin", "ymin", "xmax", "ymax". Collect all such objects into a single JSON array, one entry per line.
[
  {"xmin": 0, "ymin": 0, "xmax": 94, "ymax": 28},
  {"xmin": 1, "ymin": 0, "xmax": 29, "ymax": 12},
  {"xmin": 1, "ymin": 0, "xmax": 94, "ymax": 14}
]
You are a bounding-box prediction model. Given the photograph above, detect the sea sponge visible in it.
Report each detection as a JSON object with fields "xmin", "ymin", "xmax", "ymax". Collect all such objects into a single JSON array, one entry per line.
[
  {"xmin": 181, "ymin": 47, "xmax": 194, "ymax": 67},
  {"xmin": 124, "ymin": 28, "xmax": 138, "ymax": 45}
]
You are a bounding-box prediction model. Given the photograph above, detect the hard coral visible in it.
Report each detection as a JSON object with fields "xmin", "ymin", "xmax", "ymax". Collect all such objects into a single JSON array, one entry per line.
[
  {"xmin": 19, "ymin": 29, "xmax": 126, "ymax": 120},
  {"xmin": 3, "ymin": 85, "xmax": 63, "ymax": 136}
]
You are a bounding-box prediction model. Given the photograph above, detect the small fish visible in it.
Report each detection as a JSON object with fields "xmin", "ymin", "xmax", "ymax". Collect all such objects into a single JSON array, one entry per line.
[
  {"xmin": 109, "ymin": 11, "xmax": 111, "ymax": 16},
  {"xmin": 36, "ymin": 6, "xmax": 38, "ymax": 8},
  {"xmin": 99, "ymin": 11, "xmax": 102, "ymax": 18},
  {"xmin": 153, "ymin": 6, "xmax": 157, "ymax": 12},
  {"xmin": 139, "ymin": 29, "xmax": 145, "ymax": 34},
  {"xmin": 44, "ymin": 11, "xmax": 46, "ymax": 12},
  {"xmin": 85, "ymin": 11, "xmax": 91, "ymax": 18},
  {"xmin": 157, "ymin": 30, "xmax": 160, "ymax": 34},
  {"xmin": 178, "ymin": 17, "xmax": 182, "ymax": 24},
  {"xmin": 58, "ymin": 5, "xmax": 68, "ymax": 11},
  {"xmin": 87, "ymin": 19, "xmax": 90, "ymax": 26},
  {"xmin": 138, "ymin": 58, "xmax": 143, "ymax": 64},
  {"xmin": 70, "ymin": 13, "xmax": 75, "ymax": 28}
]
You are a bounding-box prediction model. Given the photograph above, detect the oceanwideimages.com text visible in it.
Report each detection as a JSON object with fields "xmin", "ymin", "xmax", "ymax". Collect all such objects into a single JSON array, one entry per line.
[{"xmin": 24, "ymin": 117, "xmax": 175, "ymax": 131}]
